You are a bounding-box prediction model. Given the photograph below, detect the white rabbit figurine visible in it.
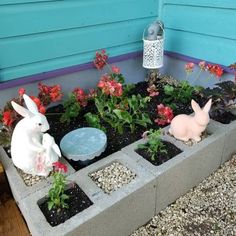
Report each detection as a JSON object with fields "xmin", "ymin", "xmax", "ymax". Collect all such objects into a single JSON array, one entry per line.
[
  {"xmin": 11, "ymin": 94, "xmax": 49, "ymax": 176},
  {"xmin": 34, "ymin": 133, "xmax": 61, "ymax": 176},
  {"xmin": 42, "ymin": 133, "xmax": 61, "ymax": 169},
  {"xmin": 169, "ymin": 99, "xmax": 212, "ymax": 142}
]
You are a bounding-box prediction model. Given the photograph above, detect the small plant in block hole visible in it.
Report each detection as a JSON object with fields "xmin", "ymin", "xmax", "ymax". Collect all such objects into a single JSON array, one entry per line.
[
  {"xmin": 136, "ymin": 129, "xmax": 182, "ymax": 166},
  {"xmin": 138, "ymin": 129, "xmax": 167, "ymax": 161},
  {"xmin": 47, "ymin": 162, "xmax": 69, "ymax": 211},
  {"xmin": 39, "ymin": 161, "xmax": 93, "ymax": 227}
]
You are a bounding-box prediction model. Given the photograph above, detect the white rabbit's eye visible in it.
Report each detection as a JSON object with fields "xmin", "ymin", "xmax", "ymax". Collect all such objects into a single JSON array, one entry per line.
[{"xmin": 38, "ymin": 123, "xmax": 42, "ymax": 126}]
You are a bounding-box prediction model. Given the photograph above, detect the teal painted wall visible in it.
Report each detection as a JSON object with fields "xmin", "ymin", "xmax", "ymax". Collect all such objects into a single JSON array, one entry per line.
[
  {"xmin": 161, "ymin": 0, "xmax": 236, "ymax": 66},
  {"xmin": 0, "ymin": 0, "xmax": 158, "ymax": 82},
  {"xmin": 1, "ymin": 0, "xmax": 235, "ymax": 83}
]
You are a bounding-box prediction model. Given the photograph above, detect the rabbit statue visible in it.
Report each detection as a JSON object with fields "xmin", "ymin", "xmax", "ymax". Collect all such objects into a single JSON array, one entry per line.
[
  {"xmin": 42, "ymin": 133, "xmax": 61, "ymax": 169},
  {"xmin": 34, "ymin": 133, "xmax": 61, "ymax": 176},
  {"xmin": 169, "ymin": 99, "xmax": 212, "ymax": 142},
  {"xmin": 11, "ymin": 94, "xmax": 49, "ymax": 176}
]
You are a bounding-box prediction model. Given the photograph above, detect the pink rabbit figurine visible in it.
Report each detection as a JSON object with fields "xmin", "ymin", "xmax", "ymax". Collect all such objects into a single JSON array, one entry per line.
[{"xmin": 169, "ymin": 99, "xmax": 212, "ymax": 142}]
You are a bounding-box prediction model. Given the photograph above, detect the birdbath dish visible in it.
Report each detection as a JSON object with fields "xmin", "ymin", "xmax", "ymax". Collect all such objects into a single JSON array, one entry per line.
[{"xmin": 60, "ymin": 128, "xmax": 107, "ymax": 165}]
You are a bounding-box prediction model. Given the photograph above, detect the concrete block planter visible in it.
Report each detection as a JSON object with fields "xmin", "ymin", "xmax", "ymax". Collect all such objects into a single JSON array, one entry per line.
[
  {"xmin": 213, "ymin": 119, "xmax": 236, "ymax": 164},
  {"xmin": 20, "ymin": 151, "xmax": 156, "ymax": 236},
  {"xmin": 122, "ymin": 120, "xmax": 226, "ymax": 214},
  {"xmin": 0, "ymin": 147, "xmax": 75, "ymax": 204},
  {"xmin": 0, "ymin": 118, "xmax": 235, "ymax": 236}
]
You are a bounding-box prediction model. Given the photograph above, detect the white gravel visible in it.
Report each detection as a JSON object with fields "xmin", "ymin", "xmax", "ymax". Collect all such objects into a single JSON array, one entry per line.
[
  {"xmin": 132, "ymin": 155, "xmax": 236, "ymax": 236},
  {"xmin": 89, "ymin": 162, "xmax": 136, "ymax": 194}
]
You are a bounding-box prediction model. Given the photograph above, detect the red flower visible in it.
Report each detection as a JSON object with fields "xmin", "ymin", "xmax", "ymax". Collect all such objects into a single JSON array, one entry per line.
[
  {"xmin": 30, "ymin": 96, "xmax": 46, "ymax": 114},
  {"xmin": 39, "ymin": 105, "xmax": 46, "ymax": 114},
  {"xmin": 18, "ymin": 88, "xmax": 26, "ymax": 96},
  {"xmin": 155, "ymin": 104, "xmax": 174, "ymax": 126},
  {"xmin": 207, "ymin": 64, "xmax": 223, "ymax": 78},
  {"xmin": 94, "ymin": 50, "xmax": 108, "ymax": 70},
  {"xmin": 30, "ymin": 96, "xmax": 41, "ymax": 107},
  {"xmin": 52, "ymin": 162, "xmax": 68, "ymax": 173},
  {"xmin": 38, "ymin": 82, "xmax": 62, "ymax": 106},
  {"xmin": 73, "ymin": 87, "xmax": 88, "ymax": 107},
  {"xmin": 2, "ymin": 110, "xmax": 15, "ymax": 127},
  {"xmin": 97, "ymin": 74, "xmax": 123, "ymax": 97},
  {"xmin": 111, "ymin": 65, "xmax": 120, "ymax": 74}
]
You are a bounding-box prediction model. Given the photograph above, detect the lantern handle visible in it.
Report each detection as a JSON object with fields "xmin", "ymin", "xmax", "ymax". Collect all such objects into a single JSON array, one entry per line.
[{"xmin": 143, "ymin": 20, "xmax": 165, "ymax": 40}]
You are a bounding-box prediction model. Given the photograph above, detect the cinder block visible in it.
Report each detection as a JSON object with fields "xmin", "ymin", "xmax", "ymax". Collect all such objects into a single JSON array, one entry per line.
[
  {"xmin": 122, "ymin": 121, "xmax": 225, "ymax": 214},
  {"xmin": 0, "ymin": 147, "xmax": 75, "ymax": 203},
  {"xmin": 218, "ymin": 119, "xmax": 236, "ymax": 164},
  {"xmin": 21, "ymin": 151, "xmax": 156, "ymax": 236}
]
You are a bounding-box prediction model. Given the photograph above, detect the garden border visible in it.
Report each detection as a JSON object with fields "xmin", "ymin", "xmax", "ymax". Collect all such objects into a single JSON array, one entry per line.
[{"xmin": 0, "ymin": 118, "xmax": 235, "ymax": 236}]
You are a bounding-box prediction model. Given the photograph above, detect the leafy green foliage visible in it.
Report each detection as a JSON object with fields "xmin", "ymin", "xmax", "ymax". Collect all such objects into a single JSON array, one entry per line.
[
  {"xmin": 84, "ymin": 112, "xmax": 105, "ymax": 131},
  {"xmin": 60, "ymin": 94, "xmax": 81, "ymax": 123},
  {"xmin": 163, "ymin": 80, "xmax": 203, "ymax": 109},
  {"xmin": 48, "ymin": 171, "xmax": 69, "ymax": 211},
  {"xmin": 138, "ymin": 129, "xmax": 167, "ymax": 161},
  {"xmin": 90, "ymin": 94, "xmax": 152, "ymax": 134}
]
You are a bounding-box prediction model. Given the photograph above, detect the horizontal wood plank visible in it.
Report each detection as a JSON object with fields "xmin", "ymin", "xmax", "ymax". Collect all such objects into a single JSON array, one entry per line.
[
  {"xmin": 165, "ymin": 29, "xmax": 236, "ymax": 65},
  {"xmin": 0, "ymin": 0, "xmax": 158, "ymax": 38},
  {"xmin": 0, "ymin": 17, "xmax": 155, "ymax": 68},
  {"xmin": 163, "ymin": 0, "xmax": 236, "ymax": 9},
  {"xmin": 0, "ymin": 42, "xmax": 143, "ymax": 81},
  {"xmin": 163, "ymin": 4, "xmax": 236, "ymax": 40},
  {"xmin": 0, "ymin": 0, "xmax": 56, "ymax": 5}
]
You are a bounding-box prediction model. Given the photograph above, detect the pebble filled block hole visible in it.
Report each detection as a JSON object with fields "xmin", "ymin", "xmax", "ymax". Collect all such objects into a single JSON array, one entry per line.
[{"xmin": 89, "ymin": 162, "xmax": 136, "ymax": 194}]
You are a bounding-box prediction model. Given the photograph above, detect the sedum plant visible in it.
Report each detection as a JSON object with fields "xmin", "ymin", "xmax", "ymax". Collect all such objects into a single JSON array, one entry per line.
[
  {"xmin": 138, "ymin": 129, "xmax": 167, "ymax": 161},
  {"xmin": 48, "ymin": 162, "xmax": 69, "ymax": 211}
]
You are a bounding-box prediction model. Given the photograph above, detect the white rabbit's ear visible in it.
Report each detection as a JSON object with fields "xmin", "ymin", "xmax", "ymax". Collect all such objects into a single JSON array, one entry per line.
[
  {"xmin": 191, "ymin": 99, "xmax": 201, "ymax": 113},
  {"xmin": 203, "ymin": 99, "xmax": 212, "ymax": 113},
  {"xmin": 23, "ymin": 94, "xmax": 39, "ymax": 115},
  {"xmin": 53, "ymin": 144, "xmax": 61, "ymax": 157},
  {"xmin": 11, "ymin": 101, "xmax": 34, "ymax": 118}
]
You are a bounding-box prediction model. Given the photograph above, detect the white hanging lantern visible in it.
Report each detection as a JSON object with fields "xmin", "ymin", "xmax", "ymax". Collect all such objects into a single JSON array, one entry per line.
[{"xmin": 143, "ymin": 20, "xmax": 164, "ymax": 69}]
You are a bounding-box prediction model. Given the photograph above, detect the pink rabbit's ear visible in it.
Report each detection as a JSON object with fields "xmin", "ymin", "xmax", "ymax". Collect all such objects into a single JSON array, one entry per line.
[
  {"xmin": 203, "ymin": 99, "xmax": 212, "ymax": 113},
  {"xmin": 191, "ymin": 99, "xmax": 201, "ymax": 113},
  {"xmin": 11, "ymin": 101, "xmax": 34, "ymax": 118}
]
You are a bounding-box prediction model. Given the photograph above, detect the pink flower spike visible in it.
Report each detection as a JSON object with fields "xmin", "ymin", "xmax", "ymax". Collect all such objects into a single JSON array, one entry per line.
[
  {"xmin": 199, "ymin": 61, "xmax": 206, "ymax": 70},
  {"xmin": 185, "ymin": 62, "xmax": 194, "ymax": 73}
]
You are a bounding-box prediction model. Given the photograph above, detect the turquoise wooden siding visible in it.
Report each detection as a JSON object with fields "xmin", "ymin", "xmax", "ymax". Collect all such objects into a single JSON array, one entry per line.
[
  {"xmin": 161, "ymin": 0, "xmax": 236, "ymax": 65},
  {"xmin": 0, "ymin": 0, "xmax": 158, "ymax": 82},
  {"xmin": 1, "ymin": 0, "xmax": 235, "ymax": 83}
]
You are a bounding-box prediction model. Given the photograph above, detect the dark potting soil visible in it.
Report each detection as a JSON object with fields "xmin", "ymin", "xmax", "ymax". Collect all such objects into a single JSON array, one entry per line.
[
  {"xmin": 45, "ymin": 81, "xmax": 236, "ymax": 171},
  {"xmin": 135, "ymin": 140, "xmax": 182, "ymax": 166},
  {"xmin": 39, "ymin": 183, "xmax": 93, "ymax": 227}
]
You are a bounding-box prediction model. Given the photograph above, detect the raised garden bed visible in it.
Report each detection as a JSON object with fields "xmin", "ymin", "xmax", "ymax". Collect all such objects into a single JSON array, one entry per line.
[
  {"xmin": 3, "ymin": 117, "xmax": 234, "ymax": 236},
  {"xmin": 1, "ymin": 59, "xmax": 236, "ymax": 235}
]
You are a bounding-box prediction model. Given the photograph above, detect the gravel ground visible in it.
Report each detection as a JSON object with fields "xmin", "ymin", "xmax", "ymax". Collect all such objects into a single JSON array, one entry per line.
[
  {"xmin": 132, "ymin": 155, "xmax": 236, "ymax": 236},
  {"xmin": 89, "ymin": 162, "xmax": 136, "ymax": 194}
]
